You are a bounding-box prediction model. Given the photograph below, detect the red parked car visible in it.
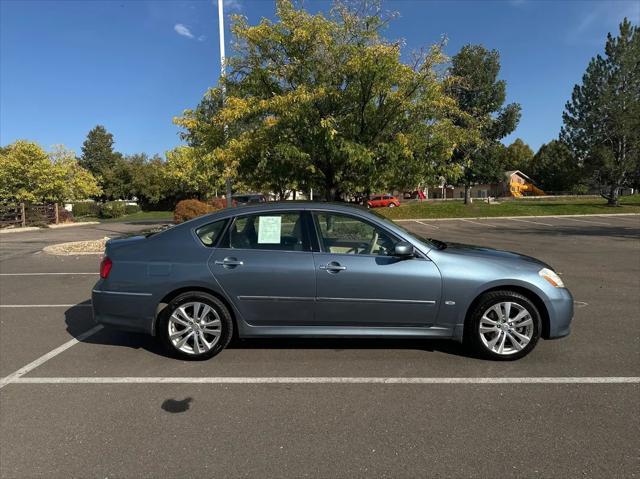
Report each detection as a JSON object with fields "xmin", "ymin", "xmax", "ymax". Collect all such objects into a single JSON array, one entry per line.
[{"xmin": 367, "ymin": 194, "xmax": 400, "ymax": 208}]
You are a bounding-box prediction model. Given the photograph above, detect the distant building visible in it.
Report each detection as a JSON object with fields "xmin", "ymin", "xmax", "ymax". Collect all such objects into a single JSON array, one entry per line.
[{"xmin": 429, "ymin": 170, "xmax": 545, "ymax": 199}]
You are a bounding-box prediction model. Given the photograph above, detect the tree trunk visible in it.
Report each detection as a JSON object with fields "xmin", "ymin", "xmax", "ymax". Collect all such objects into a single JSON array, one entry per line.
[
  {"xmin": 325, "ymin": 183, "xmax": 338, "ymax": 202},
  {"xmin": 604, "ymin": 185, "xmax": 620, "ymax": 206},
  {"xmin": 464, "ymin": 184, "xmax": 471, "ymax": 205}
]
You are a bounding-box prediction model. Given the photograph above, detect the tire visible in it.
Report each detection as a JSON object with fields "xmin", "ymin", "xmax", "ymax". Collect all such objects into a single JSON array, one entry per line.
[
  {"xmin": 387, "ymin": 203, "xmax": 396, "ymax": 208},
  {"xmin": 158, "ymin": 291, "xmax": 233, "ymax": 360},
  {"xmin": 466, "ymin": 290, "xmax": 541, "ymax": 361}
]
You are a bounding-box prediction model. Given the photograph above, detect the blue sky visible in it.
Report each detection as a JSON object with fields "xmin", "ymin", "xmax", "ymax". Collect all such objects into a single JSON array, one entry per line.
[{"xmin": 1, "ymin": 0, "xmax": 638, "ymax": 157}]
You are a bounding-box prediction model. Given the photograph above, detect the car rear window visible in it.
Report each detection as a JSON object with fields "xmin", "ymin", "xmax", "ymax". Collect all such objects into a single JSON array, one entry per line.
[{"xmin": 196, "ymin": 220, "xmax": 228, "ymax": 247}]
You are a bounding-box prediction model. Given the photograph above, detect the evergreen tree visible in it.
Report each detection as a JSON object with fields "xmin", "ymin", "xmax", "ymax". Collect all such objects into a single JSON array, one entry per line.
[{"xmin": 561, "ymin": 19, "xmax": 639, "ymax": 205}]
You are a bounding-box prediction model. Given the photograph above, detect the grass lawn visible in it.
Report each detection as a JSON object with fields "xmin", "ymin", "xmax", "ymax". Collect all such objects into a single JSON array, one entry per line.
[{"xmin": 378, "ymin": 195, "xmax": 640, "ymax": 220}]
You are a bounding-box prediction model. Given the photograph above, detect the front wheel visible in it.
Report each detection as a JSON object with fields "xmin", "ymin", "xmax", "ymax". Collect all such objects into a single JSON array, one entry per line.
[
  {"xmin": 387, "ymin": 203, "xmax": 396, "ymax": 208},
  {"xmin": 158, "ymin": 292, "xmax": 233, "ymax": 360},
  {"xmin": 466, "ymin": 291, "xmax": 541, "ymax": 360}
]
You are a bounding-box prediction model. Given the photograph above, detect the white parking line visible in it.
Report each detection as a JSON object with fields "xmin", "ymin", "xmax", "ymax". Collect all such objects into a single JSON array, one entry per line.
[
  {"xmin": 5, "ymin": 376, "xmax": 639, "ymax": 385},
  {"xmin": 459, "ymin": 219, "xmax": 497, "ymax": 228},
  {"xmin": 0, "ymin": 325, "xmax": 103, "ymax": 389},
  {"xmin": 561, "ymin": 217, "xmax": 611, "ymax": 226},
  {"xmin": 0, "ymin": 304, "xmax": 92, "ymax": 308},
  {"xmin": 508, "ymin": 218, "xmax": 554, "ymax": 227},
  {"xmin": 413, "ymin": 220, "xmax": 439, "ymax": 229},
  {"xmin": 0, "ymin": 272, "xmax": 98, "ymax": 276}
]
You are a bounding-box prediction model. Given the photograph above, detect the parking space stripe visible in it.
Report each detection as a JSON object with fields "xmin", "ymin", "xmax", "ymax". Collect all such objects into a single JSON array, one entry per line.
[
  {"xmin": 508, "ymin": 218, "xmax": 554, "ymax": 227},
  {"xmin": 459, "ymin": 219, "xmax": 497, "ymax": 228},
  {"xmin": 0, "ymin": 272, "xmax": 98, "ymax": 276},
  {"xmin": 560, "ymin": 217, "xmax": 611, "ymax": 226},
  {"xmin": 0, "ymin": 325, "xmax": 103, "ymax": 390},
  {"xmin": 5, "ymin": 376, "xmax": 639, "ymax": 385},
  {"xmin": 414, "ymin": 220, "xmax": 439, "ymax": 229},
  {"xmin": 0, "ymin": 304, "xmax": 92, "ymax": 308}
]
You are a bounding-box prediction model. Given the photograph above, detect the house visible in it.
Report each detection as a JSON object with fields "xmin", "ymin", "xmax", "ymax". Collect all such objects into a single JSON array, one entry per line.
[{"xmin": 428, "ymin": 170, "xmax": 545, "ymax": 199}]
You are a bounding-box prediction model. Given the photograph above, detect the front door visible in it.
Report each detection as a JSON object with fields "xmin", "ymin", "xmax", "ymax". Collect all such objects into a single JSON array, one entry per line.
[
  {"xmin": 209, "ymin": 211, "xmax": 316, "ymax": 326},
  {"xmin": 311, "ymin": 211, "xmax": 442, "ymax": 327}
]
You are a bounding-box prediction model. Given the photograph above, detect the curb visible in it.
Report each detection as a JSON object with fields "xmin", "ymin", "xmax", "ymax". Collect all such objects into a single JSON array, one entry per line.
[
  {"xmin": 394, "ymin": 213, "xmax": 640, "ymax": 222},
  {"xmin": 0, "ymin": 222, "xmax": 100, "ymax": 234}
]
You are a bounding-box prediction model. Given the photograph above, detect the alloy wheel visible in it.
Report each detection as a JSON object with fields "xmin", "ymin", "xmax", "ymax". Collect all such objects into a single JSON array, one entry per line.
[
  {"xmin": 478, "ymin": 301, "xmax": 534, "ymax": 356},
  {"xmin": 168, "ymin": 301, "xmax": 222, "ymax": 355}
]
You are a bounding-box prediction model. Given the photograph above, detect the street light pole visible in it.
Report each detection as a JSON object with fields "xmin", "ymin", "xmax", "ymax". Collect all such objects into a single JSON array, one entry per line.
[{"xmin": 218, "ymin": 0, "xmax": 233, "ymax": 207}]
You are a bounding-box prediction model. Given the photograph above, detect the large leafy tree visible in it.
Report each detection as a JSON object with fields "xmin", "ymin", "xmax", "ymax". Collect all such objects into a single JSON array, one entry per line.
[
  {"xmin": 500, "ymin": 138, "xmax": 534, "ymax": 172},
  {"xmin": 447, "ymin": 44, "xmax": 521, "ymax": 203},
  {"xmin": 0, "ymin": 141, "xmax": 100, "ymax": 202},
  {"xmin": 175, "ymin": 0, "xmax": 472, "ymax": 201},
  {"xmin": 561, "ymin": 19, "xmax": 639, "ymax": 206},
  {"xmin": 529, "ymin": 140, "xmax": 583, "ymax": 193}
]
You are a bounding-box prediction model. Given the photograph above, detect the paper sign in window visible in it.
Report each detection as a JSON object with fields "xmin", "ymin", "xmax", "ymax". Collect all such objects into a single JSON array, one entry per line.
[{"xmin": 257, "ymin": 216, "xmax": 282, "ymax": 244}]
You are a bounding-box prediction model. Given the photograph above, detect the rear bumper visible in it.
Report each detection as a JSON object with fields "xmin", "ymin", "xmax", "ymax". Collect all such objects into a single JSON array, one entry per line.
[{"xmin": 92, "ymin": 289, "xmax": 156, "ymax": 335}]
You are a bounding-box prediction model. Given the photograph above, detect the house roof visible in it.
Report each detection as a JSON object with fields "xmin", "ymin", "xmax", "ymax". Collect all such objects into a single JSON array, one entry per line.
[{"xmin": 505, "ymin": 170, "xmax": 534, "ymax": 182}]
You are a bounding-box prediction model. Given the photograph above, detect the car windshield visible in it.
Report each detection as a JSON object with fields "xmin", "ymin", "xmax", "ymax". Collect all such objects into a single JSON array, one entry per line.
[{"xmin": 369, "ymin": 211, "xmax": 445, "ymax": 250}]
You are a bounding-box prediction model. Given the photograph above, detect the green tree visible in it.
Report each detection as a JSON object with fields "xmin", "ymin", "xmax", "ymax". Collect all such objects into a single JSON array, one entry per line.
[
  {"xmin": 501, "ymin": 138, "xmax": 534, "ymax": 172},
  {"xmin": 447, "ymin": 44, "xmax": 521, "ymax": 203},
  {"xmin": 0, "ymin": 141, "xmax": 100, "ymax": 202},
  {"xmin": 80, "ymin": 125, "xmax": 122, "ymax": 198},
  {"xmin": 49, "ymin": 145, "xmax": 102, "ymax": 201},
  {"xmin": 529, "ymin": 140, "xmax": 582, "ymax": 192},
  {"xmin": 561, "ymin": 19, "xmax": 639, "ymax": 205},
  {"xmin": 164, "ymin": 146, "xmax": 225, "ymax": 200},
  {"xmin": 175, "ymin": 0, "xmax": 472, "ymax": 201}
]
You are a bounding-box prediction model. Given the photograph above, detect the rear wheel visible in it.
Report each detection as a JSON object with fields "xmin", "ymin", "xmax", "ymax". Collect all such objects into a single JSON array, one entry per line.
[
  {"xmin": 466, "ymin": 290, "xmax": 541, "ymax": 360},
  {"xmin": 159, "ymin": 292, "xmax": 233, "ymax": 360}
]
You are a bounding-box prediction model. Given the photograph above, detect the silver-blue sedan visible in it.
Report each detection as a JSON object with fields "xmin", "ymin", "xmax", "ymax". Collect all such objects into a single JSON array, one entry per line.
[{"xmin": 92, "ymin": 202, "xmax": 573, "ymax": 361}]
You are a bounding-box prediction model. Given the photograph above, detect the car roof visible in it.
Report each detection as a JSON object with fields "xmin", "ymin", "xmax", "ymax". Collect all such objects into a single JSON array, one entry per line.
[{"xmin": 181, "ymin": 201, "xmax": 375, "ymax": 228}]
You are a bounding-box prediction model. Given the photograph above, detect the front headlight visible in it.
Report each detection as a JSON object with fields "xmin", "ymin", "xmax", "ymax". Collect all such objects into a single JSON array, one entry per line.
[{"xmin": 539, "ymin": 268, "xmax": 565, "ymax": 288}]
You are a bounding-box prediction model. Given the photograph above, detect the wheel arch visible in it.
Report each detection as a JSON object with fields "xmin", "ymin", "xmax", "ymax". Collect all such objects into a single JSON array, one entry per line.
[
  {"xmin": 153, "ymin": 286, "xmax": 237, "ymax": 337},
  {"xmin": 463, "ymin": 285, "xmax": 551, "ymax": 340}
]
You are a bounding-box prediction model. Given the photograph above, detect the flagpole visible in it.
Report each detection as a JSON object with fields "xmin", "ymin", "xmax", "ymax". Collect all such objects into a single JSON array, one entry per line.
[{"xmin": 218, "ymin": 0, "xmax": 233, "ymax": 207}]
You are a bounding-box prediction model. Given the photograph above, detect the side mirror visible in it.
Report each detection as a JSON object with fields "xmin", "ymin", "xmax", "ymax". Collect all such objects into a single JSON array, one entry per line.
[{"xmin": 393, "ymin": 241, "xmax": 414, "ymax": 258}]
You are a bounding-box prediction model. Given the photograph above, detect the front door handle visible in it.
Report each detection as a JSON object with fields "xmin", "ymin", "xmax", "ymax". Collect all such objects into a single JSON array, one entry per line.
[
  {"xmin": 215, "ymin": 257, "xmax": 244, "ymax": 268},
  {"xmin": 319, "ymin": 262, "xmax": 347, "ymax": 273}
]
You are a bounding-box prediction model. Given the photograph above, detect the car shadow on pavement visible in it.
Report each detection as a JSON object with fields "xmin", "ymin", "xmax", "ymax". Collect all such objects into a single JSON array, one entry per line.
[
  {"xmin": 64, "ymin": 301, "xmax": 477, "ymax": 359},
  {"xmin": 64, "ymin": 301, "xmax": 170, "ymax": 358},
  {"xmin": 229, "ymin": 337, "xmax": 476, "ymax": 358}
]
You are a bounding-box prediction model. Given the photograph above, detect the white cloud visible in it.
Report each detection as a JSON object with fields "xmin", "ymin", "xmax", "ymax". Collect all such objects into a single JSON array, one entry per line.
[
  {"xmin": 224, "ymin": 0, "xmax": 243, "ymax": 12},
  {"xmin": 174, "ymin": 23, "xmax": 195, "ymax": 39},
  {"xmin": 567, "ymin": 1, "xmax": 639, "ymax": 45}
]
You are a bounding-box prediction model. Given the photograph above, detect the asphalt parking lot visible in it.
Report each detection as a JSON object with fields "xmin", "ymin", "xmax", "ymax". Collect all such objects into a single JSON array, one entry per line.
[{"xmin": 1, "ymin": 215, "xmax": 639, "ymax": 478}]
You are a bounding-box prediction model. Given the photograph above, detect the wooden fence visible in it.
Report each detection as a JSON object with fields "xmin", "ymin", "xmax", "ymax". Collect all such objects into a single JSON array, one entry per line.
[{"xmin": 0, "ymin": 202, "xmax": 60, "ymax": 229}]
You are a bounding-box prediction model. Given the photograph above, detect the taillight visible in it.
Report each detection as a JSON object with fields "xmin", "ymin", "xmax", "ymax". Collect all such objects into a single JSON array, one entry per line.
[{"xmin": 100, "ymin": 256, "xmax": 113, "ymax": 279}]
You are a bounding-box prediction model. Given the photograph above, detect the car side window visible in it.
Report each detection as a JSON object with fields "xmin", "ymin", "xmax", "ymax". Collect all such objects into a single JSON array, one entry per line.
[
  {"xmin": 195, "ymin": 220, "xmax": 227, "ymax": 247},
  {"xmin": 312, "ymin": 212, "xmax": 397, "ymax": 256},
  {"xmin": 226, "ymin": 212, "xmax": 308, "ymax": 252}
]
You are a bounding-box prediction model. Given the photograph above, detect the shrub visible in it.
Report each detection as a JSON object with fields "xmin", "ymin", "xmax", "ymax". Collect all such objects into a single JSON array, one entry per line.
[
  {"xmin": 174, "ymin": 199, "xmax": 214, "ymax": 224},
  {"xmin": 207, "ymin": 197, "xmax": 230, "ymax": 210},
  {"xmin": 72, "ymin": 202, "xmax": 100, "ymax": 217},
  {"xmin": 124, "ymin": 204, "xmax": 141, "ymax": 214},
  {"xmin": 58, "ymin": 209, "xmax": 74, "ymax": 223},
  {"xmin": 100, "ymin": 201, "xmax": 126, "ymax": 218}
]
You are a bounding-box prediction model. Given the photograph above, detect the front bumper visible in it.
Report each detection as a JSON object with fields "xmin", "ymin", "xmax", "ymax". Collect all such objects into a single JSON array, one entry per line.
[{"xmin": 544, "ymin": 287, "xmax": 574, "ymax": 339}]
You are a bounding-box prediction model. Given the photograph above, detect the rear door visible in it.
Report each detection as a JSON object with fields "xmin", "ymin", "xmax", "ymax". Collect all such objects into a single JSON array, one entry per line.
[
  {"xmin": 209, "ymin": 210, "xmax": 316, "ymax": 326},
  {"xmin": 311, "ymin": 211, "xmax": 441, "ymax": 327}
]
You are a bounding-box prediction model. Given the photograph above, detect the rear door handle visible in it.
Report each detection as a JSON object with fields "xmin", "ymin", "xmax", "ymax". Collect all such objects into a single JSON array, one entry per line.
[
  {"xmin": 319, "ymin": 262, "xmax": 347, "ymax": 273},
  {"xmin": 215, "ymin": 258, "xmax": 244, "ymax": 267}
]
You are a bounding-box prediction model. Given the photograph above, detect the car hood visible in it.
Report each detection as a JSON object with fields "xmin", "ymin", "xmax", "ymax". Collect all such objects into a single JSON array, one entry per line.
[{"xmin": 441, "ymin": 242, "xmax": 552, "ymax": 270}]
